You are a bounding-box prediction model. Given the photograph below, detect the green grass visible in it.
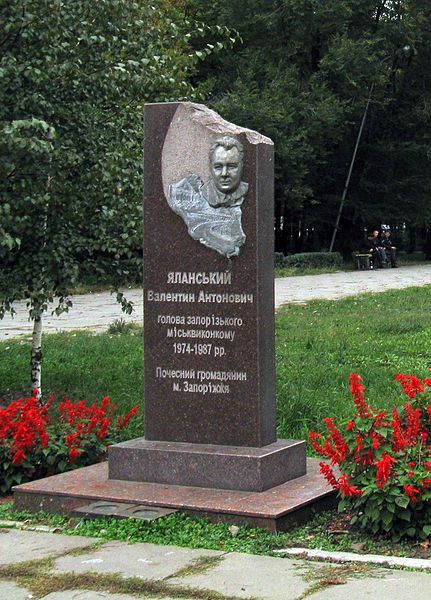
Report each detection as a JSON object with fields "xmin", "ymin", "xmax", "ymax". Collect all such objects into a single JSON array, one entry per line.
[
  {"xmin": 276, "ymin": 285, "xmax": 431, "ymax": 440},
  {"xmin": 1, "ymin": 502, "xmax": 430, "ymax": 559},
  {"xmin": 1, "ymin": 286, "xmax": 431, "ymax": 443},
  {"xmin": 0, "ymin": 327, "xmax": 145, "ymax": 437}
]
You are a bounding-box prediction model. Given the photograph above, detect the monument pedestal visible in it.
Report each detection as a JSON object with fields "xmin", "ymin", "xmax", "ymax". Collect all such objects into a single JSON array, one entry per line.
[
  {"xmin": 108, "ymin": 438, "xmax": 306, "ymax": 492},
  {"xmin": 13, "ymin": 459, "xmax": 336, "ymax": 532}
]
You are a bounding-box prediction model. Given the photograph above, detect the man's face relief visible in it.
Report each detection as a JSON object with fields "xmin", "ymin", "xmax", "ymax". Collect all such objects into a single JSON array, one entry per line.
[{"xmin": 210, "ymin": 146, "xmax": 242, "ymax": 194}]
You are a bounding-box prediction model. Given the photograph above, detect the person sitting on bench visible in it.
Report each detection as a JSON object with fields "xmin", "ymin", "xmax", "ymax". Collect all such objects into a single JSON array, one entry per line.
[
  {"xmin": 362, "ymin": 229, "xmax": 387, "ymax": 268},
  {"xmin": 380, "ymin": 228, "xmax": 398, "ymax": 267}
]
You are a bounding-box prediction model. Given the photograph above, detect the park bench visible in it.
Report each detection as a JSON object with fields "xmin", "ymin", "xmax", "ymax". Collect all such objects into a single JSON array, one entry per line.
[{"xmin": 355, "ymin": 253, "xmax": 372, "ymax": 270}]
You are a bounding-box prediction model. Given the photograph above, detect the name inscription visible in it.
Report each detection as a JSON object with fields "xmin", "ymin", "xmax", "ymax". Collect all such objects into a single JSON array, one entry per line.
[{"xmin": 150, "ymin": 271, "xmax": 251, "ymax": 396}]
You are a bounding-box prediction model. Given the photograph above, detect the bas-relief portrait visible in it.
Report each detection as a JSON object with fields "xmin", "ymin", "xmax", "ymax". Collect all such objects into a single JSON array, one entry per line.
[{"xmin": 168, "ymin": 136, "xmax": 248, "ymax": 258}]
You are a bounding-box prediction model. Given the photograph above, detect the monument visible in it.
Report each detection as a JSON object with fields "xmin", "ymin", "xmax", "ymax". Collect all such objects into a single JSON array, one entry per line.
[
  {"xmin": 13, "ymin": 102, "xmax": 335, "ymax": 530},
  {"xmin": 109, "ymin": 102, "xmax": 306, "ymax": 491}
]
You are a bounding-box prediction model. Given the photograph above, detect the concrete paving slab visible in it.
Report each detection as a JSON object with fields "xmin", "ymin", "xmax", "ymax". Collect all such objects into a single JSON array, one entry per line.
[
  {"xmin": 53, "ymin": 541, "xmax": 223, "ymax": 581},
  {"xmin": 0, "ymin": 529, "xmax": 97, "ymax": 565},
  {"xmin": 311, "ymin": 569, "xmax": 431, "ymax": 599},
  {"xmin": 0, "ymin": 581, "xmax": 33, "ymax": 599},
  {"xmin": 277, "ymin": 546, "xmax": 431, "ymax": 570},
  {"xmin": 168, "ymin": 552, "xmax": 310, "ymax": 599}
]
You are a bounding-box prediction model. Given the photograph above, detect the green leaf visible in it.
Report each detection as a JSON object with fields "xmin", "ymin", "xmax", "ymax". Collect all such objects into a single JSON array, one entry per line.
[{"xmin": 395, "ymin": 496, "xmax": 410, "ymax": 508}]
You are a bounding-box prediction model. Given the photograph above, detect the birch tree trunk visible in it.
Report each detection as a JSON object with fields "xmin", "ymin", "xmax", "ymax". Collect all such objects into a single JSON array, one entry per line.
[{"xmin": 31, "ymin": 311, "xmax": 43, "ymax": 400}]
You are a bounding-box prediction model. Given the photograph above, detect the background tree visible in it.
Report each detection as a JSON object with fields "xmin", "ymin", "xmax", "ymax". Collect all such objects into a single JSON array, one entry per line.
[
  {"xmin": 186, "ymin": 0, "xmax": 431, "ymax": 254},
  {"xmin": 0, "ymin": 0, "xmax": 232, "ymax": 396}
]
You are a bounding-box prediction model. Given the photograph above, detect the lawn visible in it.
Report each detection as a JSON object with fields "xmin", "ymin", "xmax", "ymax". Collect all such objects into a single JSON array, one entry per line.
[
  {"xmin": 275, "ymin": 285, "xmax": 431, "ymax": 439},
  {"xmin": 1, "ymin": 285, "xmax": 430, "ymax": 444}
]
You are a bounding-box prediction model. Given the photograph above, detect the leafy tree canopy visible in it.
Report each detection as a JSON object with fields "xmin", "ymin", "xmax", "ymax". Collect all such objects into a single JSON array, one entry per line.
[
  {"xmin": 0, "ymin": 0, "xmax": 233, "ymax": 317},
  {"xmin": 186, "ymin": 0, "xmax": 431, "ymax": 251}
]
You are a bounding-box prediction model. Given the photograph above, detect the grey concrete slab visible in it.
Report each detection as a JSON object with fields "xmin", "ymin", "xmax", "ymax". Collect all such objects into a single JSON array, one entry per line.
[
  {"xmin": 277, "ymin": 546, "xmax": 431, "ymax": 569},
  {"xmin": 311, "ymin": 569, "xmax": 431, "ymax": 599},
  {"xmin": 2, "ymin": 264, "xmax": 430, "ymax": 340},
  {"xmin": 0, "ymin": 529, "xmax": 97, "ymax": 565},
  {"xmin": 0, "ymin": 581, "xmax": 33, "ymax": 599},
  {"xmin": 53, "ymin": 541, "xmax": 222, "ymax": 581},
  {"xmin": 169, "ymin": 552, "xmax": 310, "ymax": 599}
]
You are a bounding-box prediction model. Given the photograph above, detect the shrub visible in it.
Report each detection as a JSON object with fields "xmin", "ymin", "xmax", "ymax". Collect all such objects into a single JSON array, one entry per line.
[
  {"xmin": 277, "ymin": 252, "xmax": 343, "ymax": 270},
  {"xmin": 274, "ymin": 252, "xmax": 286, "ymax": 268},
  {"xmin": 309, "ymin": 373, "xmax": 431, "ymax": 540},
  {"xmin": 0, "ymin": 392, "xmax": 139, "ymax": 494}
]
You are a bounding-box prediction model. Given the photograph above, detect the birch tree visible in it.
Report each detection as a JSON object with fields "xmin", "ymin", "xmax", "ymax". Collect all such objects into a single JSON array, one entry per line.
[{"xmin": 0, "ymin": 0, "xmax": 232, "ymax": 397}]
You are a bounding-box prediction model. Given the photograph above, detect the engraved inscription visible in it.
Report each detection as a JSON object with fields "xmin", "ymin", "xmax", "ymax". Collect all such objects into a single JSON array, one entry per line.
[
  {"xmin": 167, "ymin": 136, "xmax": 248, "ymax": 258},
  {"xmin": 155, "ymin": 366, "xmax": 247, "ymax": 395},
  {"xmin": 149, "ymin": 268, "xmax": 251, "ymax": 398}
]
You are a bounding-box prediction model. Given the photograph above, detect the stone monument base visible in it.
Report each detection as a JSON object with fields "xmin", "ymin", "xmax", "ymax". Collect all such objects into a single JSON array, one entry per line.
[
  {"xmin": 108, "ymin": 438, "xmax": 306, "ymax": 492},
  {"xmin": 12, "ymin": 459, "xmax": 336, "ymax": 532}
]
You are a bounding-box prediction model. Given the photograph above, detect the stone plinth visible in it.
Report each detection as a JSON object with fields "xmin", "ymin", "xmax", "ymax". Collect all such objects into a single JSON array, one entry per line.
[
  {"xmin": 107, "ymin": 100, "xmax": 306, "ymax": 491},
  {"xmin": 143, "ymin": 102, "xmax": 276, "ymax": 448},
  {"xmin": 13, "ymin": 460, "xmax": 336, "ymax": 532},
  {"xmin": 108, "ymin": 439, "xmax": 306, "ymax": 492}
]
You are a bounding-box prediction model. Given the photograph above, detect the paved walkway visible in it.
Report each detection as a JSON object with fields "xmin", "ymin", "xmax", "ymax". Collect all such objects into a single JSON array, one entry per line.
[
  {"xmin": 1, "ymin": 264, "xmax": 430, "ymax": 340},
  {"xmin": 0, "ymin": 528, "xmax": 430, "ymax": 599}
]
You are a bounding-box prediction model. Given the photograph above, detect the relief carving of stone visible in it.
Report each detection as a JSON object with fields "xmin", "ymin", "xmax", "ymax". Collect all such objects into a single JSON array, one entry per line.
[{"xmin": 167, "ymin": 136, "xmax": 248, "ymax": 258}]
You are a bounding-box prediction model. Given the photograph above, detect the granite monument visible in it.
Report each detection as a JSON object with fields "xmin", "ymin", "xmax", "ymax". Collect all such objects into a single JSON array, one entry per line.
[{"xmin": 109, "ymin": 102, "xmax": 307, "ymax": 491}]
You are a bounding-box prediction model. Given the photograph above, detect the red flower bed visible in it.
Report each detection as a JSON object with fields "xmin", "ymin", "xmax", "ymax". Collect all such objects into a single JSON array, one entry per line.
[
  {"xmin": 309, "ymin": 374, "xmax": 431, "ymax": 539},
  {"xmin": 0, "ymin": 392, "xmax": 139, "ymax": 494}
]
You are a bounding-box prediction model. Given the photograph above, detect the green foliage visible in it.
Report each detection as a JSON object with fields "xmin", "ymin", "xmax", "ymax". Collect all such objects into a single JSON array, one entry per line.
[
  {"xmin": 310, "ymin": 373, "xmax": 431, "ymax": 540},
  {"xmin": 274, "ymin": 252, "xmax": 286, "ymax": 268},
  {"xmin": 0, "ymin": 0, "xmax": 233, "ymax": 318},
  {"xmin": 188, "ymin": 0, "xmax": 431, "ymax": 252},
  {"xmin": 107, "ymin": 318, "xmax": 138, "ymax": 335},
  {"xmin": 279, "ymin": 252, "xmax": 343, "ymax": 270},
  {"xmin": 0, "ymin": 0, "xmax": 235, "ymax": 393}
]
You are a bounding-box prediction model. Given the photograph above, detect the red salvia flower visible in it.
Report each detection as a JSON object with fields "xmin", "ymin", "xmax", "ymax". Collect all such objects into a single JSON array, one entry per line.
[
  {"xmin": 403, "ymin": 484, "xmax": 421, "ymax": 503},
  {"xmin": 339, "ymin": 473, "xmax": 363, "ymax": 497},
  {"xmin": 348, "ymin": 373, "xmax": 370, "ymax": 417},
  {"xmin": 69, "ymin": 447, "xmax": 80, "ymax": 463},
  {"xmin": 308, "ymin": 432, "xmax": 326, "ymax": 456},
  {"xmin": 323, "ymin": 417, "xmax": 349, "ymax": 459},
  {"xmin": 319, "ymin": 462, "xmax": 340, "ymax": 490},
  {"xmin": 116, "ymin": 406, "xmax": 139, "ymax": 429},
  {"xmin": 391, "ymin": 408, "xmax": 406, "ymax": 451},
  {"xmin": 394, "ymin": 374, "xmax": 424, "ymax": 399},
  {"xmin": 374, "ymin": 453, "xmax": 397, "ymax": 489}
]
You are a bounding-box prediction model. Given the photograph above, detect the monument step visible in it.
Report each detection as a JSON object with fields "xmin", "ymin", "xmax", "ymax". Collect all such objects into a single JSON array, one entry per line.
[
  {"xmin": 108, "ymin": 438, "xmax": 306, "ymax": 492},
  {"xmin": 13, "ymin": 459, "xmax": 336, "ymax": 532}
]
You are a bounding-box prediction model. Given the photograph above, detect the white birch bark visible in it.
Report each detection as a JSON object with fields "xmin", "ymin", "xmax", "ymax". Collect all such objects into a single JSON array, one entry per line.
[{"xmin": 31, "ymin": 311, "xmax": 43, "ymax": 399}]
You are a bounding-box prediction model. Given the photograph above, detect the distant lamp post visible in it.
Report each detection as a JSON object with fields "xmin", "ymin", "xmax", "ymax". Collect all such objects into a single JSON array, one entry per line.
[{"xmin": 328, "ymin": 45, "xmax": 413, "ymax": 253}]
